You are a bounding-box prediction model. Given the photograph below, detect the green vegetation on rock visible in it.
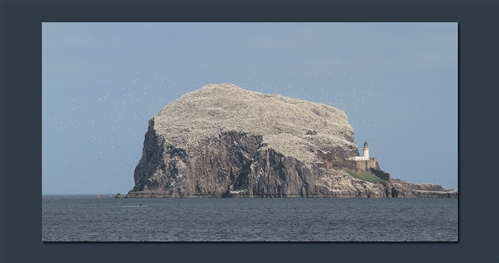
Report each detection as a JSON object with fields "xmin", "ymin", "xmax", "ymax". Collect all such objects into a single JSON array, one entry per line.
[{"xmin": 345, "ymin": 170, "xmax": 388, "ymax": 184}]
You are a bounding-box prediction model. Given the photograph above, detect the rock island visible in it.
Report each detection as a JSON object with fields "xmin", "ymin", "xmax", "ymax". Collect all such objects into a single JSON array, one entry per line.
[{"xmin": 125, "ymin": 84, "xmax": 457, "ymax": 198}]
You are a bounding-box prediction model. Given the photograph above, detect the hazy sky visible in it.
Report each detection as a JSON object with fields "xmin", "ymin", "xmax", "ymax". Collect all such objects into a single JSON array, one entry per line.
[{"xmin": 42, "ymin": 23, "xmax": 457, "ymax": 195}]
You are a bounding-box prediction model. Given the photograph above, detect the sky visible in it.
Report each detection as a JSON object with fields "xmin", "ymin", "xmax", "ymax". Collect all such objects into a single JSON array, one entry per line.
[{"xmin": 42, "ymin": 23, "xmax": 457, "ymax": 195}]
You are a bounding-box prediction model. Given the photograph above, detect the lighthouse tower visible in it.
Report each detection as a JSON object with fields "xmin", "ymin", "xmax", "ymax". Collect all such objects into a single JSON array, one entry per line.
[{"xmin": 363, "ymin": 141, "xmax": 369, "ymax": 159}]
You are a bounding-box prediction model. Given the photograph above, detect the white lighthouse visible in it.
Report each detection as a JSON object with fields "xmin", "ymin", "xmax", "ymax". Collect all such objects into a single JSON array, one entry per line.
[
  {"xmin": 346, "ymin": 141, "xmax": 370, "ymax": 161},
  {"xmin": 363, "ymin": 141, "xmax": 369, "ymax": 159}
]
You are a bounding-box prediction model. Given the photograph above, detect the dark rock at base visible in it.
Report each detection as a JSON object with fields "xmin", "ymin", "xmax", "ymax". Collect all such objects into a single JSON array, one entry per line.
[
  {"xmin": 115, "ymin": 193, "xmax": 124, "ymax": 198},
  {"xmin": 387, "ymin": 179, "xmax": 458, "ymax": 198}
]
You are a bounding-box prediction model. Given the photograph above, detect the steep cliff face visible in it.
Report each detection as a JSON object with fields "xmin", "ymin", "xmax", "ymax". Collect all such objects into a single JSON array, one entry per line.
[{"xmin": 126, "ymin": 84, "xmax": 457, "ymax": 198}]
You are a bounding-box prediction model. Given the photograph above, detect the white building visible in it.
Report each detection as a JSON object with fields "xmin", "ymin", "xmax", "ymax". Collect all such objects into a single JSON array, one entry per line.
[{"xmin": 346, "ymin": 141, "xmax": 370, "ymax": 161}]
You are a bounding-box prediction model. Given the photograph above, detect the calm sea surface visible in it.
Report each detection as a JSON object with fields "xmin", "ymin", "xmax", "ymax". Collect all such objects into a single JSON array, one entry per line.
[{"xmin": 42, "ymin": 195, "xmax": 458, "ymax": 242}]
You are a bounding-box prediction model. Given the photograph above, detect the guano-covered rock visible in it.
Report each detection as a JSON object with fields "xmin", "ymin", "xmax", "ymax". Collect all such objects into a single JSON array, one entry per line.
[{"xmin": 125, "ymin": 84, "xmax": 457, "ymax": 198}]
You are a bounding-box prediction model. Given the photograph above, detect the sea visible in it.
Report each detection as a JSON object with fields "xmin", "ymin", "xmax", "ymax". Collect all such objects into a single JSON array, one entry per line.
[{"xmin": 42, "ymin": 195, "xmax": 458, "ymax": 242}]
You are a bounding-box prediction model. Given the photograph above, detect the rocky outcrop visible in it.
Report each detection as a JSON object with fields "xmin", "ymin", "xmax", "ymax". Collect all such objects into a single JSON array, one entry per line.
[
  {"xmin": 387, "ymin": 179, "xmax": 458, "ymax": 198},
  {"xmin": 125, "ymin": 84, "xmax": 457, "ymax": 198}
]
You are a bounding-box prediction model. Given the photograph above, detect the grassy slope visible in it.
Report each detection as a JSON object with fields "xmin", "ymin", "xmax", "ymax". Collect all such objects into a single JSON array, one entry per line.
[{"xmin": 345, "ymin": 169, "xmax": 388, "ymax": 184}]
